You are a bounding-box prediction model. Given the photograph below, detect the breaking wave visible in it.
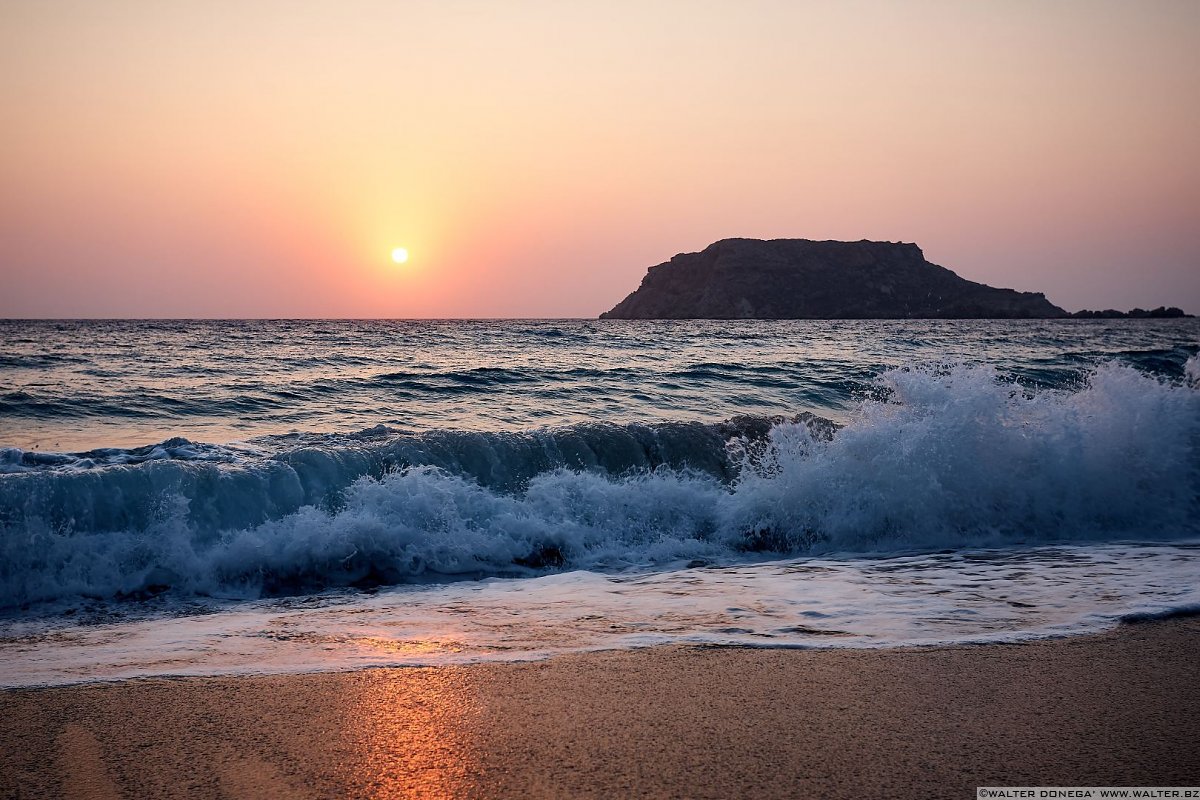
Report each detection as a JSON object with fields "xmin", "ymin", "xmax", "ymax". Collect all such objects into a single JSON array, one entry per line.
[{"xmin": 1, "ymin": 359, "xmax": 1197, "ymax": 609}]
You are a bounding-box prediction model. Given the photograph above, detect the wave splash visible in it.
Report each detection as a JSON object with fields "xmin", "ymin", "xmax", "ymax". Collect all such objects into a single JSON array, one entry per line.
[{"xmin": 2, "ymin": 358, "xmax": 1197, "ymax": 608}]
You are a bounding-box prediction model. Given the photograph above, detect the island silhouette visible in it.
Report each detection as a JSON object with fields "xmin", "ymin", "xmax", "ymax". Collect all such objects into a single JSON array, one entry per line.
[{"xmin": 600, "ymin": 238, "xmax": 1188, "ymax": 319}]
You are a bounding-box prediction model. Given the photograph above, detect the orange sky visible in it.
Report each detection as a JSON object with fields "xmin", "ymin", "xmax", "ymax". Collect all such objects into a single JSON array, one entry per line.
[{"xmin": 2, "ymin": 0, "xmax": 1197, "ymax": 317}]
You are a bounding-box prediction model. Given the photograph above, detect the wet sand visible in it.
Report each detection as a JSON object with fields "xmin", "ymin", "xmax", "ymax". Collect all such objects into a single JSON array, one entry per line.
[{"xmin": 2, "ymin": 618, "xmax": 1198, "ymax": 799}]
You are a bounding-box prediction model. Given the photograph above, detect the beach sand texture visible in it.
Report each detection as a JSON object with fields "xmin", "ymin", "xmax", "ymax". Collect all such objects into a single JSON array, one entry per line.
[{"xmin": 3, "ymin": 618, "xmax": 1197, "ymax": 799}]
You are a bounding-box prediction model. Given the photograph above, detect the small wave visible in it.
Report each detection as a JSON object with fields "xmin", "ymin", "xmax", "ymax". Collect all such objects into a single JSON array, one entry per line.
[
  {"xmin": 1119, "ymin": 604, "xmax": 1200, "ymax": 624},
  {"xmin": 0, "ymin": 438, "xmax": 248, "ymax": 473},
  {"xmin": 364, "ymin": 367, "xmax": 542, "ymax": 391},
  {"xmin": 0, "ymin": 393, "xmax": 162, "ymax": 420},
  {"xmin": 0, "ymin": 354, "xmax": 90, "ymax": 370}
]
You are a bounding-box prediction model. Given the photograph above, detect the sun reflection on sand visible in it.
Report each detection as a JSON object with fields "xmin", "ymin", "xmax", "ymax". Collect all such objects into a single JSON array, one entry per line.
[{"xmin": 336, "ymin": 668, "xmax": 482, "ymax": 799}]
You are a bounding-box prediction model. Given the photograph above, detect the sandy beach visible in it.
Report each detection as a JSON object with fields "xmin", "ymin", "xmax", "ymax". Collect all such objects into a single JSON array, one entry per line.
[{"xmin": 2, "ymin": 617, "xmax": 1197, "ymax": 799}]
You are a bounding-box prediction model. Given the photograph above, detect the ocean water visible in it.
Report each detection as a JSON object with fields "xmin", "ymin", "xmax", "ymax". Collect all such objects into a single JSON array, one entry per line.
[{"xmin": 1, "ymin": 318, "xmax": 1198, "ymax": 687}]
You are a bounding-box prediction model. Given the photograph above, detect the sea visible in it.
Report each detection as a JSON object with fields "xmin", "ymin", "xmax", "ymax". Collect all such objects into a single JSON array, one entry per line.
[{"xmin": 1, "ymin": 318, "xmax": 1198, "ymax": 688}]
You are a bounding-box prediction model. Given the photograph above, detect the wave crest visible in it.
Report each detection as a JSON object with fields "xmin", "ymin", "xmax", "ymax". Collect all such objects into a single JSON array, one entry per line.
[{"xmin": 1, "ymin": 359, "xmax": 1197, "ymax": 608}]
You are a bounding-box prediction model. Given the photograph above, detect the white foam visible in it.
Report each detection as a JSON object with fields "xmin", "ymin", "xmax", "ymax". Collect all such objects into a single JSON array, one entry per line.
[{"xmin": 2, "ymin": 542, "xmax": 1196, "ymax": 688}]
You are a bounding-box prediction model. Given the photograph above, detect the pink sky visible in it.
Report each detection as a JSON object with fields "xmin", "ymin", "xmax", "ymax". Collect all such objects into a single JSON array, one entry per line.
[{"xmin": 2, "ymin": 0, "xmax": 1197, "ymax": 317}]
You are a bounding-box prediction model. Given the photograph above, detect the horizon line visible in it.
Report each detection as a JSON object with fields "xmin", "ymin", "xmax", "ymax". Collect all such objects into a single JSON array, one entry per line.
[{"xmin": 1, "ymin": 314, "xmax": 1194, "ymax": 322}]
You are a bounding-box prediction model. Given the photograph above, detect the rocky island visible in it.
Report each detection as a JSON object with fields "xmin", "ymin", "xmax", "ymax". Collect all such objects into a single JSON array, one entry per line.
[{"xmin": 600, "ymin": 238, "xmax": 1067, "ymax": 319}]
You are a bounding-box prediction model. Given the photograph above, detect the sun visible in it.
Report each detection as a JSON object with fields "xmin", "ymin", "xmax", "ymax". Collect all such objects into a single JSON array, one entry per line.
[{"xmin": 391, "ymin": 247, "xmax": 409, "ymax": 264}]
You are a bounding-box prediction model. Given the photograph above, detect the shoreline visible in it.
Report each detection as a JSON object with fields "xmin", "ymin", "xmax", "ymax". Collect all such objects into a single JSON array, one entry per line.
[{"xmin": 3, "ymin": 618, "xmax": 1197, "ymax": 799}]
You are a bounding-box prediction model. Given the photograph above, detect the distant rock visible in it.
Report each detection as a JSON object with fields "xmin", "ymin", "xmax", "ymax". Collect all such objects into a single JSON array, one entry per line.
[
  {"xmin": 599, "ymin": 238, "xmax": 1067, "ymax": 319},
  {"xmin": 1069, "ymin": 306, "xmax": 1191, "ymax": 319}
]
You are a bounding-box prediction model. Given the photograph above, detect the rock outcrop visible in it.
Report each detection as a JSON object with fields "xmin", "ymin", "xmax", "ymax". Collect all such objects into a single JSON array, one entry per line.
[
  {"xmin": 599, "ymin": 238, "xmax": 1067, "ymax": 319},
  {"xmin": 1070, "ymin": 307, "xmax": 1190, "ymax": 318}
]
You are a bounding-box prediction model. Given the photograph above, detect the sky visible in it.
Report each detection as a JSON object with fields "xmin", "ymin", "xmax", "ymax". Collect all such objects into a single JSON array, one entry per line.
[{"xmin": 1, "ymin": 0, "xmax": 1197, "ymax": 318}]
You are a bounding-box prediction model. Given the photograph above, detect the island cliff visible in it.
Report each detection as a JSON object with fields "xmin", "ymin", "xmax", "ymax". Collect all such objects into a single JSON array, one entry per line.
[{"xmin": 599, "ymin": 238, "xmax": 1067, "ymax": 319}]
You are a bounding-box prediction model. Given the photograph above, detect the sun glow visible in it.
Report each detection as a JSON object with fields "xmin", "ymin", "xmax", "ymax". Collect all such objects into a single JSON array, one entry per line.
[{"xmin": 391, "ymin": 247, "xmax": 409, "ymax": 264}]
